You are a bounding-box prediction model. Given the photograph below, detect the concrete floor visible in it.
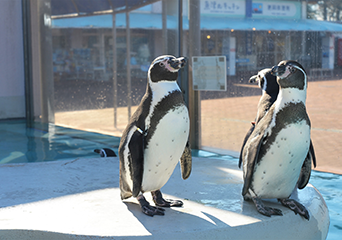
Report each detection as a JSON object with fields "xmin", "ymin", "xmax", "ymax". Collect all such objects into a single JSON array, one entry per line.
[{"xmin": 0, "ymin": 157, "xmax": 329, "ymax": 239}]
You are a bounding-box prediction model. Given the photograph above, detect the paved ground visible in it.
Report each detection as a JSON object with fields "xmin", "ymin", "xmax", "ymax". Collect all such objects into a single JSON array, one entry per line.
[{"xmin": 55, "ymin": 79, "xmax": 342, "ymax": 175}]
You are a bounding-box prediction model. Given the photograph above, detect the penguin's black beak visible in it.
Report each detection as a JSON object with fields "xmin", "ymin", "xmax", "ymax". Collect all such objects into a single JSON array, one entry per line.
[
  {"xmin": 249, "ymin": 75, "xmax": 258, "ymax": 83},
  {"xmin": 271, "ymin": 65, "xmax": 285, "ymax": 76},
  {"xmin": 169, "ymin": 57, "xmax": 187, "ymax": 69}
]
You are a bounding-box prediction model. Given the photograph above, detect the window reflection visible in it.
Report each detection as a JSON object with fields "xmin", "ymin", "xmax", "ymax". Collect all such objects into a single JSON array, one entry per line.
[
  {"xmin": 52, "ymin": 1, "xmax": 179, "ymax": 136},
  {"xmin": 50, "ymin": 0, "xmax": 342, "ymax": 173}
]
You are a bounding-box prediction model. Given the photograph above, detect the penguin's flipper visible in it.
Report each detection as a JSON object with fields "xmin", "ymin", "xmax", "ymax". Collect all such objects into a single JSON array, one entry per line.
[
  {"xmin": 180, "ymin": 141, "xmax": 192, "ymax": 180},
  {"xmin": 297, "ymin": 139, "xmax": 316, "ymax": 189},
  {"xmin": 297, "ymin": 152, "xmax": 312, "ymax": 189},
  {"xmin": 241, "ymin": 129, "xmax": 265, "ymax": 196},
  {"xmin": 239, "ymin": 124, "xmax": 255, "ymax": 168},
  {"xmin": 309, "ymin": 139, "xmax": 316, "ymax": 168},
  {"xmin": 128, "ymin": 128, "xmax": 145, "ymax": 197}
]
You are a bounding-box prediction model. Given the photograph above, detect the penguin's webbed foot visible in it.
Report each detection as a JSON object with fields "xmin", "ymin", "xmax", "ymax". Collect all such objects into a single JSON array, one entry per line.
[
  {"xmin": 137, "ymin": 195, "xmax": 165, "ymax": 217},
  {"xmin": 279, "ymin": 198, "xmax": 310, "ymax": 220},
  {"xmin": 152, "ymin": 190, "xmax": 183, "ymax": 207},
  {"xmin": 252, "ymin": 197, "xmax": 283, "ymax": 217}
]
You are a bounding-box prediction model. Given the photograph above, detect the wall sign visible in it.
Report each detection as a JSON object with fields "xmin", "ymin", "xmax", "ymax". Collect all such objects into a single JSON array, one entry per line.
[
  {"xmin": 201, "ymin": 0, "xmax": 245, "ymax": 17},
  {"xmin": 192, "ymin": 56, "xmax": 227, "ymax": 91},
  {"xmin": 252, "ymin": 1, "xmax": 301, "ymax": 19},
  {"xmin": 200, "ymin": 0, "xmax": 301, "ymax": 19}
]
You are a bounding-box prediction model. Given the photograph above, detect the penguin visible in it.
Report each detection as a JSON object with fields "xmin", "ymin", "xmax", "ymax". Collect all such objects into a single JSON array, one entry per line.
[
  {"xmin": 240, "ymin": 60, "xmax": 315, "ymax": 220},
  {"xmin": 118, "ymin": 55, "xmax": 192, "ymax": 217},
  {"xmin": 94, "ymin": 148, "xmax": 117, "ymax": 157},
  {"xmin": 238, "ymin": 68, "xmax": 279, "ymax": 169},
  {"xmin": 238, "ymin": 68, "xmax": 316, "ymax": 169}
]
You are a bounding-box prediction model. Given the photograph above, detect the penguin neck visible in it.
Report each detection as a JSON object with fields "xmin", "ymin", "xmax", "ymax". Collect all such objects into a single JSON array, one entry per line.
[
  {"xmin": 275, "ymin": 87, "xmax": 307, "ymax": 111},
  {"xmin": 149, "ymin": 80, "xmax": 180, "ymax": 105}
]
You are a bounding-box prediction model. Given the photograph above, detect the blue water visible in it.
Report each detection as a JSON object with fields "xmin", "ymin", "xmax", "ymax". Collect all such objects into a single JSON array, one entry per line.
[
  {"xmin": 310, "ymin": 171, "xmax": 342, "ymax": 240},
  {"xmin": 0, "ymin": 119, "xmax": 120, "ymax": 164},
  {"xmin": 0, "ymin": 120, "xmax": 340, "ymax": 239}
]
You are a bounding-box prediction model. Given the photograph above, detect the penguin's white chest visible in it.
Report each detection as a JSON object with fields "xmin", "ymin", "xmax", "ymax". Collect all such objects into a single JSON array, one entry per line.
[
  {"xmin": 251, "ymin": 121, "xmax": 310, "ymax": 199},
  {"xmin": 141, "ymin": 105, "xmax": 189, "ymax": 192}
]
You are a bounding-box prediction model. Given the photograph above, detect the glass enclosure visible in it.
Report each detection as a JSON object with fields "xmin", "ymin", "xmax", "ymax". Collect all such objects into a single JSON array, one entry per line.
[
  {"xmin": 27, "ymin": 0, "xmax": 342, "ymax": 174},
  {"xmin": 51, "ymin": 1, "xmax": 181, "ymax": 137}
]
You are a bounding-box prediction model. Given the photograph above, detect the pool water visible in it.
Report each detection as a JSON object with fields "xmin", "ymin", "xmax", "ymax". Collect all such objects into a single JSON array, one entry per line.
[
  {"xmin": 0, "ymin": 120, "xmax": 340, "ymax": 239},
  {"xmin": 0, "ymin": 120, "xmax": 120, "ymax": 164}
]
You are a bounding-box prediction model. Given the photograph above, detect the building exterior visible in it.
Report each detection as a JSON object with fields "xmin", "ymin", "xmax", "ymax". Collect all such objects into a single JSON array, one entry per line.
[
  {"xmin": 50, "ymin": 0, "xmax": 342, "ymax": 82},
  {"xmin": 1, "ymin": 0, "xmax": 342, "ymax": 149}
]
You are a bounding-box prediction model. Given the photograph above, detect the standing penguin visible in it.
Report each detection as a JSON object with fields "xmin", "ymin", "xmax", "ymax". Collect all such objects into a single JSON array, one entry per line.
[
  {"xmin": 238, "ymin": 68, "xmax": 316, "ymax": 171},
  {"xmin": 119, "ymin": 55, "xmax": 192, "ymax": 217},
  {"xmin": 238, "ymin": 68, "xmax": 279, "ymax": 168},
  {"xmin": 241, "ymin": 60, "xmax": 315, "ymax": 220}
]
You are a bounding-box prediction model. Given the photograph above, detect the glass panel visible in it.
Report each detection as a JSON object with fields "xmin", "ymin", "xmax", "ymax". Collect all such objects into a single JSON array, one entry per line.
[
  {"xmin": 51, "ymin": 0, "xmax": 180, "ymax": 137},
  {"xmin": 195, "ymin": 0, "xmax": 342, "ymax": 176}
]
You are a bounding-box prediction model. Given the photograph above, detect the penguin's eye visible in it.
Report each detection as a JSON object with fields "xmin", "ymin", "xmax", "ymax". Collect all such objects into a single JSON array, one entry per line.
[
  {"xmin": 159, "ymin": 62, "xmax": 165, "ymax": 67},
  {"xmin": 289, "ymin": 66, "xmax": 296, "ymax": 73}
]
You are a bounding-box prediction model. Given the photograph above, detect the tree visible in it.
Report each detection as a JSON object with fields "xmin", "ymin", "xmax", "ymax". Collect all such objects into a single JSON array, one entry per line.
[{"xmin": 307, "ymin": 0, "xmax": 342, "ymax": 21}]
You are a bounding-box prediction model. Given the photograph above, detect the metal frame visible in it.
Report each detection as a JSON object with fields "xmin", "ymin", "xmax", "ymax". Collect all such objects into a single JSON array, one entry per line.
[{"xmin": 22, "ymin": 0, "xmax": 34, "ymax": 125}]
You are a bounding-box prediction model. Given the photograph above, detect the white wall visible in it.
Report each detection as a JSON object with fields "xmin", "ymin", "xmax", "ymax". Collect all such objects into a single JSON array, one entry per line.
[{"xmin": 0, "ymin": 0, "xmax": 25, "ymax": 119}]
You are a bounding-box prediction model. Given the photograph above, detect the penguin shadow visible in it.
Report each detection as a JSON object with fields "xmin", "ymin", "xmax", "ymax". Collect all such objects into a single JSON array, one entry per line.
[{"xmin": 122, "ymin": 201, "xmax": 231, "ymax": 235}]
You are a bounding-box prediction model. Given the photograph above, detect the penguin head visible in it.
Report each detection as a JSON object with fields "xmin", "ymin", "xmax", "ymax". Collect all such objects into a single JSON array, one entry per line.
[
  {"xmin": 94, "ymin": 148, "xmax": 117, "ymax": 157},
  {"xmin": 249, "ymin": 68, "xmax": 278, "ymax": 95},
  {"xmin": 148, "ymin": 55, "xmax": 187, "ymax": 83},
  {"xmin": 271, "ymin": 60, "xmax": 307, "ymax": 90}
]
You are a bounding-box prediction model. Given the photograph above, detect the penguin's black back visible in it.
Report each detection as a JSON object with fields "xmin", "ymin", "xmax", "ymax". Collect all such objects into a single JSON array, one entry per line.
[{"xmin": 118, "ymin": 86, "xmax": 152, "ymax": 158}]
